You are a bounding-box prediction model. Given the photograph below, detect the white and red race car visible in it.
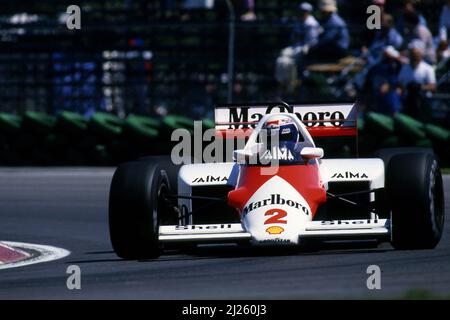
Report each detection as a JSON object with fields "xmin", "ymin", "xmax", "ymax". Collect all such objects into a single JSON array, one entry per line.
[{"xmin": 109, "ymin": 103, "xmax": 445, "ymax": 259}]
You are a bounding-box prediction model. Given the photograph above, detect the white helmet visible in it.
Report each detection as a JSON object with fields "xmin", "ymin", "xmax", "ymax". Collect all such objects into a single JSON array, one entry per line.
[{"xmin": 261, "ymin": 115, "xmax": 300, "ymax": 143}]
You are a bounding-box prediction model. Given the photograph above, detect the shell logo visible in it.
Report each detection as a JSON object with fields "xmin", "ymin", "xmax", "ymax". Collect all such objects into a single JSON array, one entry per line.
[{"xmin": 266, "ymin": 226, "xmax": 285, "ymax": 235}]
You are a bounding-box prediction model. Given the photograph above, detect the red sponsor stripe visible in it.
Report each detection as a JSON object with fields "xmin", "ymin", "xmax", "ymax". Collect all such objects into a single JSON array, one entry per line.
[
  {"xmin": 216, "ymin": 126, "xmax": 357, "ymax": 139},
  {"xmin": 306, "ymin": 126, "xmax": 357, "ymax": 137},
  {"xmin": 0, "ymin": 243, "xmax": 29, "ymax": 264}
]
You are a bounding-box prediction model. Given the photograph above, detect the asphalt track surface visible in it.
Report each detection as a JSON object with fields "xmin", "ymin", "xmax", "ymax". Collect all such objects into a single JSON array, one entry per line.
[{"xmin": 0, "ymin": 168, "xmax": 449, "ymax": 299}]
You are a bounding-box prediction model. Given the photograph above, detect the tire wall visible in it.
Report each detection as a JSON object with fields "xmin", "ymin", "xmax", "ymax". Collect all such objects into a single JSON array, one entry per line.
[
  {"xmin": 358, "ymin": 112, "xmax": 449, "ymax": 165},
  {"xmin": 0, "ymin": 111, "xmax": 214, "ymax": 166},
  {"xmin": 0, "ymin": 111, "xmax": 449, "ymax": 166}
]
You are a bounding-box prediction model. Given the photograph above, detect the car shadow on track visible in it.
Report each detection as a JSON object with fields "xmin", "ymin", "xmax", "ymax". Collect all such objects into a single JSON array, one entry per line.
[
  {"xmin": 85, "ymin": 250, "xmax": 115, "ymax": 255},
  {"xmin": 171, "ymin": 241, "xmax": 392, "ymax": 259},
  {"xmin": 66, "ymin": 241, "xmax": 392, "ymax": 264}
]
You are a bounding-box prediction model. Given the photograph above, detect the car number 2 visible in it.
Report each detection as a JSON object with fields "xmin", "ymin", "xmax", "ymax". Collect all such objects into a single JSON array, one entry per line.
[{"xmin": 264, "ymin": 208, "xmax": 287, "ymax": 224}]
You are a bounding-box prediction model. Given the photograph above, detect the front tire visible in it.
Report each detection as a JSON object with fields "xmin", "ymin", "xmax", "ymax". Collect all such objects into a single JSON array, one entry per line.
[
  {"xmin": 385, "ymin": 152, "xmax": 445, "ymax": 249},
  {"xmin": 109, "ymin": 161, "xmax": 171, "ymax": 259},
  {"xmin": 138, "ymin": 155, "xmax": 181, "ymax": 194}
]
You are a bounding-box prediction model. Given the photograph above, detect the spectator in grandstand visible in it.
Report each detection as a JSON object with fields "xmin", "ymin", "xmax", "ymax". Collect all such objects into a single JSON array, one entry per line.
[
  {"xmin": 364, "ymin": 46, "xmax": 403, "ymax": 115},
  {"xmin": 363, "ymin": 13, "xmax": 403, "ymax": 66},
  {"xmin": 398, "ymin": 40, "xmax": 436, "ymax": 117},
  {"xmin": 437, "ymin": 0, "xmax": 450, "ymax": 63},
  {"xmin": 355, "ymin": 10, "xmax": 403, "ymax": 91},
  {"xmin": 275, "ymin": 2, "xmax": 319, "ymax": 96},
  {"xmin": 275, "ymin": 47, "xmax": 299, "ymax": 96},
  {"xmin": 395, "ymin": 0, "xmax": 427, "ymax": 36},
  {"xmin": 403, "ymin": 11, "xmax": 435, "ymax": 64},
  {"xmin": 307, "ymin": 0, "xmax": 350, "ymax": 60},
  {"xmin": 290, "ymin": 2, "xmax": 321, "ymax": 53}
]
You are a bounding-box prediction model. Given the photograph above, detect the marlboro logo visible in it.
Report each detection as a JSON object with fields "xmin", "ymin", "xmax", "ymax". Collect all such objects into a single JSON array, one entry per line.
[{"xmin": 242, "ymin": 194, "xmax": 310, "ymax": 216}]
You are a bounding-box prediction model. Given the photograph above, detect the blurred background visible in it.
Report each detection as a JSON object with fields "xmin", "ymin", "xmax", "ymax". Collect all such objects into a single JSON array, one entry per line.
[{"xmin": 0, "ymin": 0, "xmax": 448, "ymax": 166}]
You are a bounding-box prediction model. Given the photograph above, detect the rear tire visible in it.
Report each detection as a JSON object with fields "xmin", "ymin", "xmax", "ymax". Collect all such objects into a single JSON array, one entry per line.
[
  {"xmin": 374, "ymin": 147, "xmax": 434, "ymax": 165},
  {"xmin": 385, "ymin": 152, "xmax": 445, "ymax": 249},
  {"xmin": 109, "ymin": 161, "xmax": 171, "ymax": 259}
]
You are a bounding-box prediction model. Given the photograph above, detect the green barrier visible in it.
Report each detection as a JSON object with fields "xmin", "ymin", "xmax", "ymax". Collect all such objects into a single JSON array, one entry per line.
[
  {"xmin": 108, "ymin": 138, "xmax": 136, "ymax": 163},
  {"xmin": 380, "ymin": 135, "xmax": 432, "ymax": 149},
  {"xmin": 44, "ymin": 134, "xmax": 69, "ymax": 151},
  {"xmin": 365, "ymin": 112, "xmax": 394, "ymax": 137},
  {"xmin": 379, "ymin": 136, "xmax": 402, "ymax": 148},
  {"xmin": 393, "ymin": 113, "xmax": 426, "ymax": 141},
  {"xmin": 77, "ymin": 134, "xmax": 99, "ymax": 151},
  {"xmin": 202, "ymin": 118, "xmax": 215, "ymax": 130},
  {"xmin": 123, "ymin": 115, "xmax": 160, "ymax": 140},
  {"xmin": 0, "ymin": 113, "xmax": 21, "ymax": 134},
  {"xmin": 357, "ymin": 117, "xmax": 365, "ymax": 133},
  {"xmin": 424, "ymin": 124, "xmax": 450, "ymax": 143},
  {"xmin": 163, "ymin": 115, "xmax": 195, "ymax": 131},
  {"xmin": 162, "ymin": 115, "xmax": 195, "ymax": 135},
  {"xmin": 57, "ymin": 111, "xmax": 88, "ymax": 136},
  {"xmin": 89, "ymin": 112, "xmax": 124, "ymax": 139},
  {"xmin": 414, "ymin": 138, "xmax": 433, "ymax": 148},
  {"xmin": 23, "ymin": 111, "xmax": 57, "ymax": 134}
]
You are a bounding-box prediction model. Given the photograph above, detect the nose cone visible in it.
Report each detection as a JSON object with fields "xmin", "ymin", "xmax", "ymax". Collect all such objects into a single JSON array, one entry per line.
[{"xmin": 240, "ymin": 176, "xmax": 312, "ymax": 245}]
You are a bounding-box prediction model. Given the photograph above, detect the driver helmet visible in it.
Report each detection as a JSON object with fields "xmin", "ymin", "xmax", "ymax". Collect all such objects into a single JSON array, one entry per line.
[{"xmin": 261, "ymin": 115, "xmax": 300, "ymax": 144}]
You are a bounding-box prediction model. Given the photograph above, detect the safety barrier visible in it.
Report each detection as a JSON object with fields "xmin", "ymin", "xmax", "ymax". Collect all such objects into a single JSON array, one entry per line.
[
  {"xmin": 0, "ymin": 111, "xmax": 213, "ymax": 165},
  {"xmin": 0, "ymin": 111, "xmax": 448, "ymax": 166}
]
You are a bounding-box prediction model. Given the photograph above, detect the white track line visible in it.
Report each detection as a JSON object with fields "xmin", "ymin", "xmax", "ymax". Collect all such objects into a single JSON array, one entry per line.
[{"xmin": 0, "ymin": 241, "xmax": 70, "ymax": 270}]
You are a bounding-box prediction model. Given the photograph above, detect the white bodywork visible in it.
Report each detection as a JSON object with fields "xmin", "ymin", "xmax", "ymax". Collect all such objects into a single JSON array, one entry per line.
[
  {"xmin": 159, "ymin": 110, "xmax": 390, "ymax": 245},
  {"xmin": 159, "ymin": 158, "xmax": 388, "ymax": 245}
]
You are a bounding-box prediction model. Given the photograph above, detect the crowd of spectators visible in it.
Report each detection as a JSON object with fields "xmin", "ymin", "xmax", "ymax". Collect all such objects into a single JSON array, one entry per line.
[
  {"xmin": 2, "ymin": 0, "xmax": 448, "ymax": 120},
  {"xmin": 275, "ymin": 0, "xmax": 449, "ymax": 119},
  {"xmin": 152, "ymin": 0, "xmax": 450, "ymax": 119}
]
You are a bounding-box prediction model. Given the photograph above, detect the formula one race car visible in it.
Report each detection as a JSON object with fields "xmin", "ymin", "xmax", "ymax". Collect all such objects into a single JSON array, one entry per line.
[{"xmin": 109, "ymin": 102, "xmax": 445, "ymax": 259}]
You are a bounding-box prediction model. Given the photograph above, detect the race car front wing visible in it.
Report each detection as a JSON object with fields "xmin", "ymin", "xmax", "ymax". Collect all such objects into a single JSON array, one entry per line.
[{"xmin": 158, "ymin": 219, "xmax": 390, "ymax": 244}]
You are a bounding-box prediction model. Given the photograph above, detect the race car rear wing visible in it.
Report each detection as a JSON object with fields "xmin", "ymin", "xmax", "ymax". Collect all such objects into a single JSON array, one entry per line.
[{"xmin": 214, "ymin": 102, "xmax": 358, "ymax": 138}]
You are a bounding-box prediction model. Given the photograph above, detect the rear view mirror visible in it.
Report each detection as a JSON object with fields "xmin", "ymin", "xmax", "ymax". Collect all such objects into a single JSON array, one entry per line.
[
  {"xmin": 300, "ymin": 147, "xmax": 323, "ymax": 160},
  {"xmin": 233, "ymin": 143, "xmax": 263, "ymax": 163},
  {"xmin": 233, "ymin": 149, "xmax": 252, "ymax": 163}
]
